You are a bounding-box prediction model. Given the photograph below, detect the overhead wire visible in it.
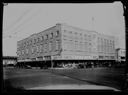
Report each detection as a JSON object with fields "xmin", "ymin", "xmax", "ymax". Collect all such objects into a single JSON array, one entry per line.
[
  {"xmin": 3, "ymin": 7, "xmax": 33, "ymax": 33},
  {"xmin": 3, "ymin": 9, "xmax": 34, "ymax": 38},
  {"xmin": 3, "ymin": 7, "xmax": 33, "ymax": 38},
  {"xmin": 3, "ymin": 5, "xmax": 42, "ymax": 39},
  {"xmin": 11, "ymin": 8, "xmax": 43, "ymax": 39}
]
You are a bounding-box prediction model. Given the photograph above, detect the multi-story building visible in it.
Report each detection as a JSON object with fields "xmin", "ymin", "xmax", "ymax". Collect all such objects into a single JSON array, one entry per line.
[
  {"xmin": 17, "ymin": 23, "xmax": 116, "ymax": 67},
  {"xmin": 116, "ymin": 48, "xmax": 126, "ymax": 62}
]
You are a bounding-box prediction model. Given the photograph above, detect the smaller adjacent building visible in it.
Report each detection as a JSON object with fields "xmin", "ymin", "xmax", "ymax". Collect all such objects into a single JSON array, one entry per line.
[
  {"xmin": 3, "ymin": 56, "xmax": 17, "ymax": 66},
  {"xmin": 116, "ymin": 48, "xmax": 126, "ymax": 62}
]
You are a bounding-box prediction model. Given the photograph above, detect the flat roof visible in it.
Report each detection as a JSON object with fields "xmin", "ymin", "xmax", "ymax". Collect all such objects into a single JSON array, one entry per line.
[{"xmin": 17, "ymin": 23, "xmax": 115, "ymax": 43}]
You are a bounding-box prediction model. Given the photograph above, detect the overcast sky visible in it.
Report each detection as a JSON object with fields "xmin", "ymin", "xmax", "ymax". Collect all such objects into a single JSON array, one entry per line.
[{"xmin": 3, "ymin": 2, "xmax": 125, "ymax": 56}]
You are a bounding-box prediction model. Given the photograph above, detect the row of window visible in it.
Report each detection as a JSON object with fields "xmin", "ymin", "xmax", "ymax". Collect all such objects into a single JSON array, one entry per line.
[
  {"xmin": 63, "ymin": 36, "xmax": 92, "ymax": 41},
  {"xmin": 98, "ymin": 47, "xmax": 115, "ymax": 52},
  {"xmin": 98, "ymin": 43, "xmax": 115, "ymax": 47},
  {"xmin": 63, "ymin": 41, "xmax": 92, "ymax": 46},
  {"xmin": 64, "ymin": 30, "xmax": 96, "ymax": 37},
  {"xmin": 63, "ymin": 38, "xmax": 93, "ymax": 44},
  {"xmin": 99, "ymin": 56, "xmax": 115, "ymax": 59},
  {"xmin": 18, "ymin": 31, "xmax": 59, "ymax": 49},
  {"xmin": 18, "ymin": 40, "xmax": 60, "ymax": 56},
  {"xmin": 63, "ymin": 49, "xmax": 93, "ymax": 52},
  {"xmin": 98, "ymin": 44, "xmax": 115, "ymax": 47},
  {"xmin": 63, "ymin": 33, "xmax": 93, "ymax": 41},
  {"xmin": 98, "ymin": 38, "xmax": 114, "ymax": 44},
  {"xmin": 98, "ymin": 43, "xmax": 115, "ymax": 49},
  {"xmin": 18, "ymin": 47, "xmax": 94, "ymax": 57}
]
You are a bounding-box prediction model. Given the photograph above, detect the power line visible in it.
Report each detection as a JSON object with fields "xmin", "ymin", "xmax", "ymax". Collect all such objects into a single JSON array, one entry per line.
[
  {"xmin": 3, "ymin": 6, "xmax": 42, "ymax": 39},
  {"xmin": 3, "ymin": 7, "xmax": 33, "ymax": 33},
  {"xmin": 3, "ymin": 7, "xmax": 35, "ymax": 37},
  {"xmin": 12, "ymin": 7, "xmax": 42, "ymax": 35}
]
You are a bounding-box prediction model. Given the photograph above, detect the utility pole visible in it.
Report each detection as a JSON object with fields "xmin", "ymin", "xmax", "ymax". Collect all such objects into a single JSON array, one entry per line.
[{"xmin": 92, "ymin": 16, "xmax": 95, "ymax": 31}]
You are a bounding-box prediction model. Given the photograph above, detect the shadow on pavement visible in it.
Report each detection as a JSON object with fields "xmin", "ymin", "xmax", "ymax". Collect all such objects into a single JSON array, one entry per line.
[{"xmin": 3, "ymin": 80, "xmax": 25, "ymax": 92}]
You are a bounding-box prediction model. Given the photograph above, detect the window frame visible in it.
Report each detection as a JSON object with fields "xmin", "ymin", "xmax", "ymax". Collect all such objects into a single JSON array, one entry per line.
[
  {"xmin": 51, "ymin": 33, "xmax": 54, "ymax": 38},
  {"xmin": 46, "ymin": 34, "xmax": 48, "ymax": 39},
  {"xmin": 56, "ymin": 30, "xmax": 59, "ymax": 36}
]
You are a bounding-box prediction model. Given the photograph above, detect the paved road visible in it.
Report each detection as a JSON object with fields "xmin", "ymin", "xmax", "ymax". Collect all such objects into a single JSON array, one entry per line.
[
  {"xmin": 3, "ymin": 67, "xmax": 119, "ymax": 91},
  {"xmin": 48, "ymin": 67, "xmax": 125, "ymax": 90}
]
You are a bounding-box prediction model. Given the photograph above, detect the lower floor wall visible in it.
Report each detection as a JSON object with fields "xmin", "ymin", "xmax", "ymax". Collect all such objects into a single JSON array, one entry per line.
[
  {"xmin": 15, "ymin": 60, "xmax": 118, "ymax": 69},
  {"xmin": 18, "ymin": 54, "xmax": 115, "ymax": 62}
]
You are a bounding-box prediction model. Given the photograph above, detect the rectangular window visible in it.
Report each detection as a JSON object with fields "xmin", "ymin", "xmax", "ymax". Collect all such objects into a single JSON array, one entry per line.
[
  {"xmin": 31, "ymin": 48, "xmax": 34, "ymax": 54},
  {"xmin": 22, "ymin": 50, "xmax": 24, "ymax": 55},
  {"xmin": 27, "ymin": 41, "xmax": 29, "ymax": 46},
  {"xmin": 93, "ymin": 34, "xmax": 96, "ymax": 39},
  {"xmin": 36, "ymin": 46, "xmax": 39, "ymax": 53},
  {"xmin": 99, "ymin": 56, "xmax": 103, "ymax": 59},
  {"xmin": 42, "ymin": 36, "xmax": 44, "ymax": 41},
  {"xmin": 30, "ymin": 40, "xmax": 32, "ymax": 45},
  {"xmin": 46, "ymin": 35, "xmax": 48, "ymax": 39},
  {"xmin": 69, "ymin": 31, "xmax": 72, "ymax": 34},
  {"xmin": 20, "ymin": 51, "xmax": 22, "ymax": 56},
  {"xmin": 20, "ymin": 51, "xmax": 22, "ymax": 55},
  {"xmin": 38, "ymin": 38, "xmax": 40, "ymax": 42},
  {"xmin": 88, "ymin": 35, "xmax": 91, "ymax": 41},
  {"xmin": 34, "ymin": 39, "xmax": 36, "ymax": 44},
  {"xmin": 111, "ymin": 56, "xmax": 114, "ymax": 59},
  {"xmin": 44, "ymin": 35, "xmax": 46, "ymax": 40},
  {"xmin": 51, "ymin": 33, "xmax": 53, "ymax": 38},
  {"xmin": 26, "ymin": 48, "xmax": 28, "ymax": 54},
  {"xmin": 44, "ymin": 44, "xmax": 47, "ymax": 52},
  {"xmin": 41, "ymin": 45, "xmax": 43, "ymax": 53},
  {"xmin": 24, "ymin": 43, "xmax": 26, "ymax": 47},
  {"xmin": 56, "ymin": 40, "xmax": 59, "ymax": 50},
  {"xmin": 56, "ymin": 31, "xmax": 59, "ymax": 36},
  {"xmin": 26, "ymin": 42, "xmax": 27, "ymax": 46},
  {"xmin": 33, "ymin": 46, "xmax": 36, "ymax": 53},
  {"xmin": 49, "ymin": 42, "xmax": 52, "ymax": 51}
]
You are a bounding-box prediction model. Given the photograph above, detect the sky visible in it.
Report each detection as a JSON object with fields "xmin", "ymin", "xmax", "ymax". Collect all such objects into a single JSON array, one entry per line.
[{"xmin": 3, "ymin": 2, "xmax": 125, "ymax": 56}]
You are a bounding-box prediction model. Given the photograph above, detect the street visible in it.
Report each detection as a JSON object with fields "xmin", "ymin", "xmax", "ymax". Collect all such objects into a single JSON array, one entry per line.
[
  {"xmin": 49, "ymin": 67, "xmax": 125, "ymax": 90},
  {"xmin": 3, "ymin": 67, "xmax": 123, "ymax": 91}
]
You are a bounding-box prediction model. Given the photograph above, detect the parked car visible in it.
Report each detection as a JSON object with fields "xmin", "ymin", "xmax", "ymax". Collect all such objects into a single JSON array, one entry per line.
[
  {"xmin": 25, "ymin": 65, "xmax": 32, "ymax": 69},
  {"xmin": 77, "ymin": 64, "xmax": 84, "ymax": 69}
]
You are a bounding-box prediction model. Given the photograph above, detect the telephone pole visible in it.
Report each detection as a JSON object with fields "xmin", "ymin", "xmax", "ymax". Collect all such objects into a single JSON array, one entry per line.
[{"xmin": 92, "ymin": 16, "xmax": 95, "ymax": 31}]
